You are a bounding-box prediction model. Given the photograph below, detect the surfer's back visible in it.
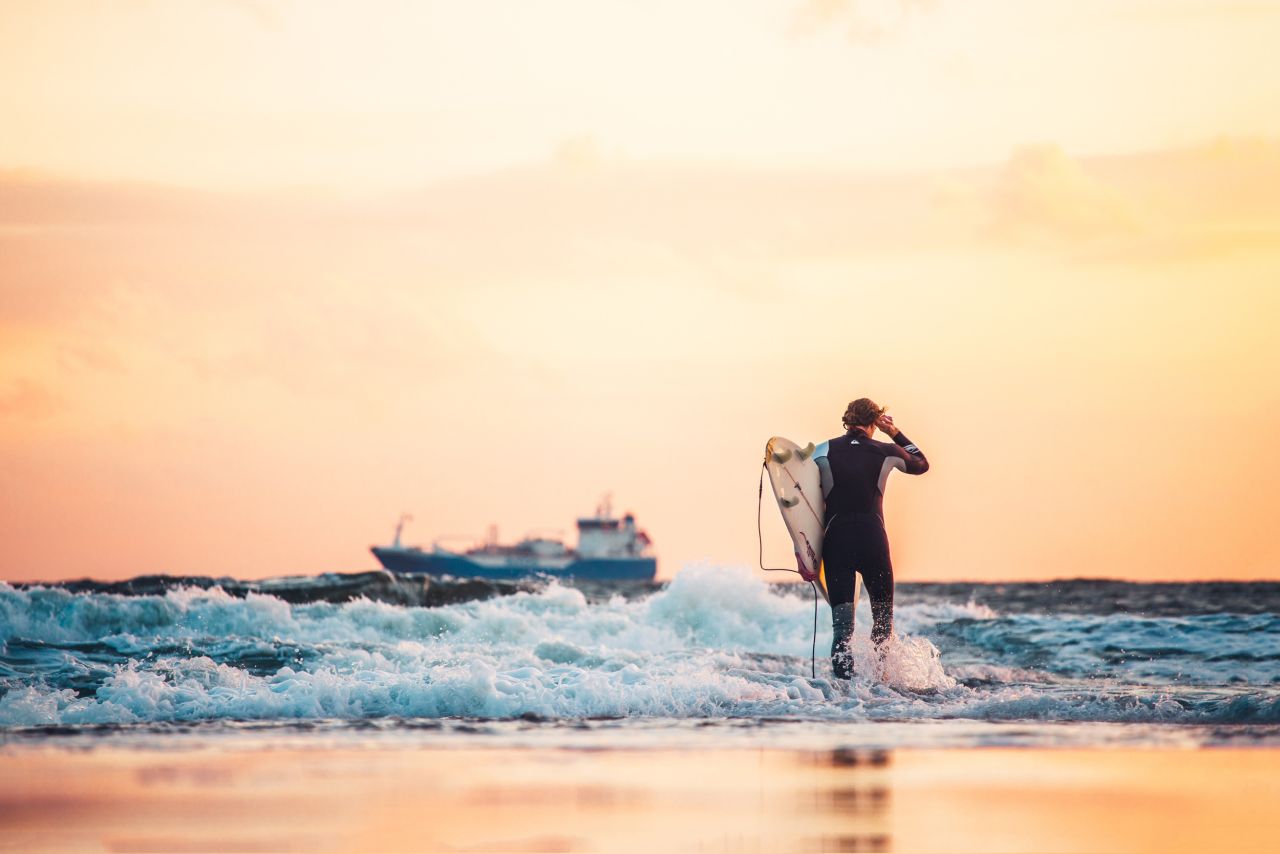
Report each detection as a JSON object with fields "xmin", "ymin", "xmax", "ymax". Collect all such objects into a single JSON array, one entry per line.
[{"xmin": 815, "ymin": 430, "xmax": 929, "ymax": 522}]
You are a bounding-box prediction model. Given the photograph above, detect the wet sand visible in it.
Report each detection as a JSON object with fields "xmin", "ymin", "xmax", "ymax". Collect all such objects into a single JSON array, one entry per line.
[{"xmin": 2, "ymin": 745, "xmax": 1277, "ymax": 852}]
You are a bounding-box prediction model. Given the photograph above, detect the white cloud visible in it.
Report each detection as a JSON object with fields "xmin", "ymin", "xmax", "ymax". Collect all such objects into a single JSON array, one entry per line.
[
  {"xmin": 790, "ymin": 0, "xmax": 938, "ymax": 44},
  {"xmin": 987, "ymin": 144, "xmax": 1140, "ymax": 243}
]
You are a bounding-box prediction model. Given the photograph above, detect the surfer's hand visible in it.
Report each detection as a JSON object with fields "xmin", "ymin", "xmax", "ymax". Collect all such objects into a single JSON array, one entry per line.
[
  {"xmin": 798, "ymin": 562, "xmax": 817, "ymax": 583},
  {"xmin": 875, "ymin": 414, "xmax": 900, "ymax": 437}
]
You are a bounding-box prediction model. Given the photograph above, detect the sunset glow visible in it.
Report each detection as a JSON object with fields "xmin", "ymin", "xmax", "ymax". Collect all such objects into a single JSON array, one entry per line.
[{"xmin": 2, "ymin": 1, "xmax": 1278, "ymax": 582}]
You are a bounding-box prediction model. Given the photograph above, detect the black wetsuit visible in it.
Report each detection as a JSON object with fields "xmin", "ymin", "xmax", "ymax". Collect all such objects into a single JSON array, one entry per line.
[{"xmin": 813, "ymin": 429, "xmax": 928, "ymax": 677}]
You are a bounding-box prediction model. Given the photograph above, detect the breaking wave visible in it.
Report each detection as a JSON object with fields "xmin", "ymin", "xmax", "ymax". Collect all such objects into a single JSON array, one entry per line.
[{"xmin": 2, "ymin": 567, "xmax": 1278, "ymax": 731}]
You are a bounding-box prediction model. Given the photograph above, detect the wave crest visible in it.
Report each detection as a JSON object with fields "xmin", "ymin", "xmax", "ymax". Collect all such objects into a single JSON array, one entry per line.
[{"xmin": 2, "ymin": 567, "xmax": 1276, "ymax": 730}]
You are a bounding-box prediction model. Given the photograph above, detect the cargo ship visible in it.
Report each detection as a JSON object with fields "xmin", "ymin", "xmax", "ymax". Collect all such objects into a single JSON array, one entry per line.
[{"xmin": 370, "ymin": 496, "xmax": 656, "ymax": 581}]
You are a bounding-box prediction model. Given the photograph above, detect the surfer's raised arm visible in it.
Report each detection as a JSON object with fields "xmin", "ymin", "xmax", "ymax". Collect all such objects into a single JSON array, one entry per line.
[{"xmin": 876, "ymin": 414, "xmax": 929, "ymax": 475}]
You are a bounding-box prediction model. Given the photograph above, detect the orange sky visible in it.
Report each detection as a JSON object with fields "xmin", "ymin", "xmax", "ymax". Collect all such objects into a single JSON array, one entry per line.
[{"xmin": 2, "ymin": 1, "xmax": 1279, "ymax": 582}]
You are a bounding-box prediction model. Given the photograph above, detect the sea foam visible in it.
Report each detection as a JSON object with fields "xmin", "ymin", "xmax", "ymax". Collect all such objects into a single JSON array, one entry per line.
[{"xmin": 2, "ymin": 567, "xmax": 1277, "ymax": 729}]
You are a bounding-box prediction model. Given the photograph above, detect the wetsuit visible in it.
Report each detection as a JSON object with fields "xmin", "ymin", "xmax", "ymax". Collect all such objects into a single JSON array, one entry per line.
[{"xmin": 813, "ymin": 430, "xmax": 929, "ymax": 678}]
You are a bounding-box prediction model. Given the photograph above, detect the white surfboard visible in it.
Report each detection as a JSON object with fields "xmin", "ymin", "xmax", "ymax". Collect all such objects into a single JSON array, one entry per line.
[{"xmin": 764, "ymin": 436, "xmax": 860, "ymax": 608}]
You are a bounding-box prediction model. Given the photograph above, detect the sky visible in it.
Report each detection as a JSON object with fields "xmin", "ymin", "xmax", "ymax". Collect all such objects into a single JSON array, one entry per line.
[{"xmin": 2, "ymin": 0, "xmax": 1279, "ymax": 582}]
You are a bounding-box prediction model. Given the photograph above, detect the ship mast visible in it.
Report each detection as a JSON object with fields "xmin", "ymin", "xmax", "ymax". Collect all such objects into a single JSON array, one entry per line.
[{"xmin": 392, "ymin": 513, "xmax": 413, "ymax": 548}]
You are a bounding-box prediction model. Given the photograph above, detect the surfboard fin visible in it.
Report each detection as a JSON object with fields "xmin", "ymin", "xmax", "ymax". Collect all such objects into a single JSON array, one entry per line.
[
  {"xmin": 771, "ymin": 449, "xmax": 792, "ymax": 464},
  {"xmin": 795, "ymin": 442, "xmax": 816, "ymax": 461}
]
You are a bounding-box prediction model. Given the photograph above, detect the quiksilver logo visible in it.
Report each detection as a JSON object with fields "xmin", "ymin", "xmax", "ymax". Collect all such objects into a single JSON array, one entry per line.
[
  {"xmin": 850, "ymin": 439, "xmax": 859, "ymax": 444},
  {"xmin": 905, "ymin": 444, "xmax": 918, "ymax": 453}
]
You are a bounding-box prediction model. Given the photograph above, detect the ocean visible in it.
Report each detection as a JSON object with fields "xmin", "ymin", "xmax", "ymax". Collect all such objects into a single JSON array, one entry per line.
[{"xmin": 3, "ymin": 567, "xmax": 1278, "ymax": 750}]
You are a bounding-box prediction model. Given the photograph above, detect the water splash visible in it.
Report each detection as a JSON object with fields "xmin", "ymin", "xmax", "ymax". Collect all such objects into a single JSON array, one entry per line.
[{"xmin": 2, "ymin": 567, "xmax": 1277, "ymax": 730}]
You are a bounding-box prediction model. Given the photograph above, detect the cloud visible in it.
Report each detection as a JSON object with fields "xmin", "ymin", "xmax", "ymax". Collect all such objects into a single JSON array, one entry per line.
[
  {"xmin": 0, "ymin": 173, "xmax": 492, "ymax": 416},
  {"xmin": 0, "ymin": 378, "xmax": 61, "ymax": 421},
  {"xmin": 214, "ymin": 0, "xmax": 288, "ymax": 32},
  {"xmin": 4, "ymin": 138, "xmax": 1278, "ymax": 347},
  {"xmin": 551, "ymin": 134, "xmax": 609, "ymax": 170},
  {"xmin": 986, "ymin": 144, "xmax": 1141, "ymax": 243},
  {"xmin": 920, "ymin": 138, "xmax": 1280, "ymax": 261},
  {"xmin": 3, "ymin": 143, "xmax": 1279, "ymax": 581},
  {"xmin": 790, "ymin": 0, "xmax": 939, "ymax": 44},
  {"xmin": 1124, "ymin": 0, "xmax": 1280, "ymax": 21}
]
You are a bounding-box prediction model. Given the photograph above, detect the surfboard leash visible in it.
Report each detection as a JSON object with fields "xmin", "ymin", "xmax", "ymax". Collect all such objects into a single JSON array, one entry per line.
[{"xmin": 758, "ymin": 465, "xmax": 820, "ymax": 679}]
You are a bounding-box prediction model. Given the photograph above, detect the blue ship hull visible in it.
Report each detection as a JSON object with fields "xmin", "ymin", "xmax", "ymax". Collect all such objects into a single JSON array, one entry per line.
[{"xmin": 371, "ymin": 547, "xmax": 656, "ymax": 581}]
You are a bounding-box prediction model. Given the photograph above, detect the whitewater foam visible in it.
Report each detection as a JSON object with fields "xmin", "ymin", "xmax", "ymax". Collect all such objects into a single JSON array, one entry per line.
[{"xmin": 2, "ymin": 567, "xmax": 1278, "ymax": 735}]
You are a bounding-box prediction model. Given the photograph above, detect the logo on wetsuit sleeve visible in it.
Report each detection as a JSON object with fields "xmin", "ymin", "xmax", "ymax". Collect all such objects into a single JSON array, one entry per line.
[{"xmin": 904, "ymin": 443, "xmax": 919, "ymax": 453}]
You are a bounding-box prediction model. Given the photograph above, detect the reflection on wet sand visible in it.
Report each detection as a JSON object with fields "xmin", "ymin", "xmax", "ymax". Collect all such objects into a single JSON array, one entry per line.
[
  {"xmin": 1, "ymin": 746, "xmax": 1277, "ymax": 852},
  {"xmin": 803, "ymin": 749, "xmax": 893, "ymax": 853}
]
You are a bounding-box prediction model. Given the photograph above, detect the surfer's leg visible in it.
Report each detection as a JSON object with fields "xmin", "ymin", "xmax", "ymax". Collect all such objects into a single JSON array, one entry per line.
[
  {"xmin": 866, "ymin": 572, "xmax": 894, "ymax": 646},
  {"xmin": 830, "ymin": 603, "xmax": 856, "ymax": 679},
  {"xmin": 865, "ymin": 560, "xmax": 896, "ymax": 647},
  {"xmin": 822, "ymin": 523, "xmax": 858, "ymax": 679},
  {"xmin": 859, "ymin": 526, "xmax": 895, "ymax": 647}
]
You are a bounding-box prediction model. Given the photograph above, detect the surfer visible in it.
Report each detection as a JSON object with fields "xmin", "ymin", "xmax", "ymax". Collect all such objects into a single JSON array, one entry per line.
[{"xmin": 811, "ymin": 398, "xmax": 929, "ymax": 679}]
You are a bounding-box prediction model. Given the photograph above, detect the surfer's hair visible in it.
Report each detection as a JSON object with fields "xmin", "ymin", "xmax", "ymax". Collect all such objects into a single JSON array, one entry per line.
[{"xmin": 842, "ymin": 398, "xmax": 885, "ymax": 431}]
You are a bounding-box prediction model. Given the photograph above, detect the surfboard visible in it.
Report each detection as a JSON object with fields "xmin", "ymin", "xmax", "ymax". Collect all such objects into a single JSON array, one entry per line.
[{"xmin": 763, "ymin": 436, "xmax": 860, "ymax": 608}]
